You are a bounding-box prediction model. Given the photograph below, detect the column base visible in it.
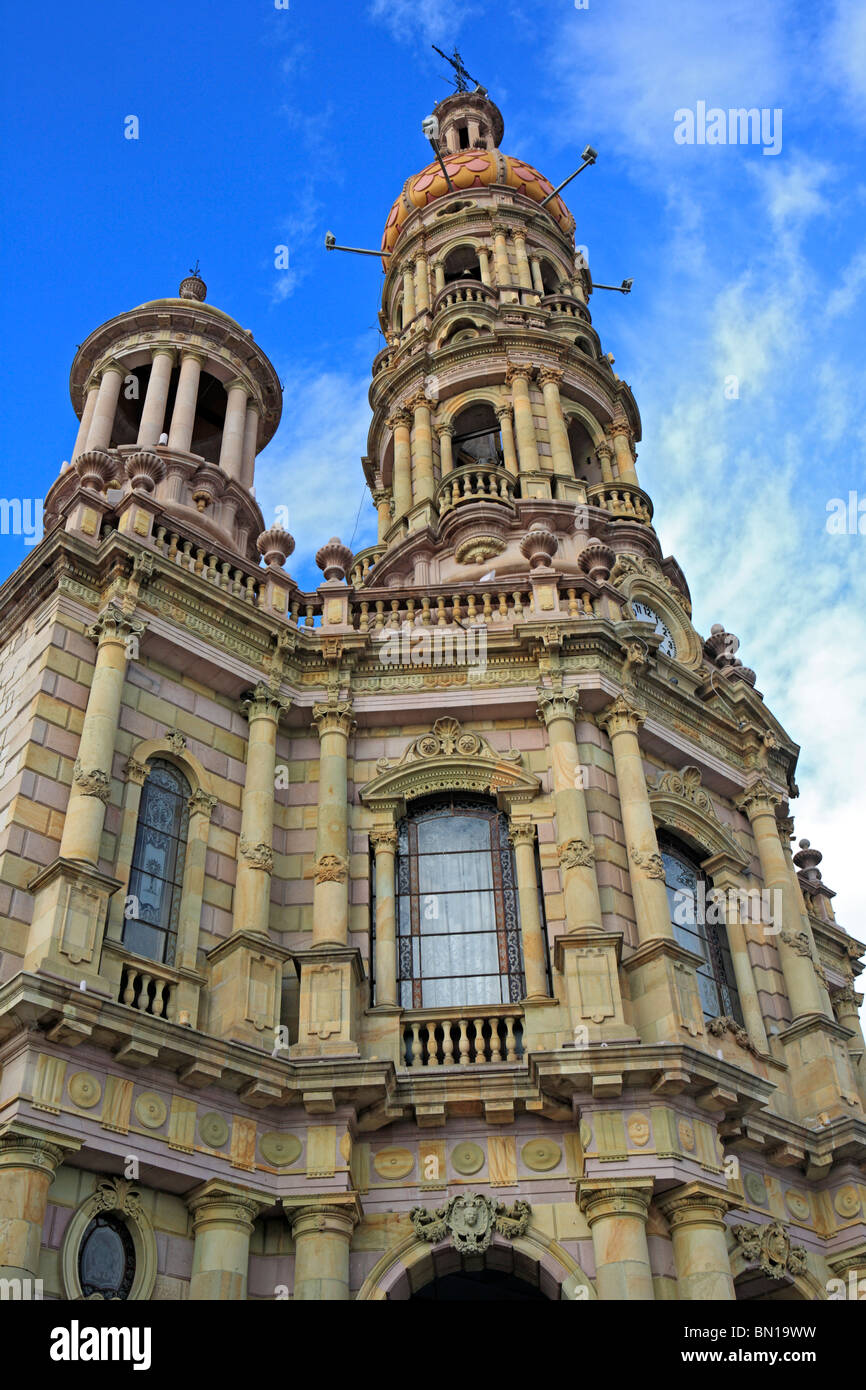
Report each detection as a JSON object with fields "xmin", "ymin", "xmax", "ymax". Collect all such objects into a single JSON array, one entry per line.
[
  {"xmin": 25, "ymin": 857, "xmax": 122, "ymax": 992},
  {"xmin": 290, "ymin": 946, "xmax": 364, "ymax": 1059},
  {"xmin": 206, "ymin": 931, "xmax": 291, "ymax": 1050}
]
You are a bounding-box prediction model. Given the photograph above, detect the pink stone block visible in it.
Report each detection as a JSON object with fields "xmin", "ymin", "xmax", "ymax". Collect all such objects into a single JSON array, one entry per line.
[
  {"xmin": 509, "ymin": 727, "xmax": 545, "ymax": 751},
  {"xmin": 52, "ymin": 675, "xmax": 90, "ymax": 710}
]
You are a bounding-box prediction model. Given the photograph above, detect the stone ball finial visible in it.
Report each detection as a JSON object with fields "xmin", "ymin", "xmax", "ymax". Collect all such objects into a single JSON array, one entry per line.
[
  {"xmin": 315, "ymin": 537, "xmax": 353, "ymax": 582},
  {"xmin": 125, "ymin": 451, "xmax": 166, "ymax": 493},
  {"xmin": 519, "ymin": 521, "xmax": 558, "ymax": 569},
  {"xmin": 257, "ymin": 525, "xmax": 295, "ymax": 569},
  {"xmin": 179, "ymin": 272, "xmax": 207, "ymax": 302},
  {"xmin": 793, "ymin": 839, "xmax": 823, "ymax": 878},
  {"xmin": 578, "ymin": 541, "xmax": 616, "ymax": 584},
  {"xmin": 74, "ymin": 450, "xmax": 112, "ymax": 492},
  {"xmin": 710, "ymin": 622, "xmax": 725, "ymax": 635}
]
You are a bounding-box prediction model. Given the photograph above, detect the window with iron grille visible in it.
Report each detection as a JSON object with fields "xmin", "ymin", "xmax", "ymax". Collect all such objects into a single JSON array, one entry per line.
[
  {"xmin": 123, "ymin": 758, "xmax": 190, "ymax": 965},
  {"xmin": 660, "ymin": 835, "xmax": 743, "ymax": 1024}
]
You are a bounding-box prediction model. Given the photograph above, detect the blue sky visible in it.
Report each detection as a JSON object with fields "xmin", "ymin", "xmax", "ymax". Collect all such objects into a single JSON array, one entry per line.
[{"xmin": 2, "ymin": 0, "xmax": 865, "ymax": 931}]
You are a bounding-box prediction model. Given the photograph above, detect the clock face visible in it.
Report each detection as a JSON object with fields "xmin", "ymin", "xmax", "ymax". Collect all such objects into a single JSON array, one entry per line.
[{"xmin": 631, "ymin": 602, "xmax": 677, "ymax": 658}]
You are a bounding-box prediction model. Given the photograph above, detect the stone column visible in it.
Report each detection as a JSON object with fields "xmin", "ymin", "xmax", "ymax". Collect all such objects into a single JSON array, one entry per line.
[
  {"xmin": 402, "ymin": 262, "xmax": 416, "ymax": 324},
  {"xmin": 508, "ymin": 820, "xmax": 550, "ymax": 1000},
  {"xmin": 701, "ymin": 854, "xmax": 769, "ymax": 1053},
  {"xmin": 387, "ymin": 409, "xmax": 413, "ymax": 522},
  {"xmin": 530, "ymin": 255, "xmax": 545, "ymax": 295},
  {"xmin": 492, "ymin": 225, "xmax": 512, "ymax": 289},
  {"xmin": 0, "ymin": 1126, "xmax": 75, "ymax": 1284},
  {"xmin": 658, "ymin": 1183, "xmax": 737, "ymax": 1301},
  {"xmin": 414, "ymin": 252, "xmax": 430, "ymax": 313},
  {"xmin": 311, "ymin": 696, "xmax": 355, "ymax": 947},
  {"xmin": 512, "ymin": 229, "xmax": 533, "ymax": 290},
  {"xmin": 240, "ymin": 401, "xmax": 261, "ymax": 490},
  {"xmin": 539, "ymin": 367, "xmax": 574, "ymax": 477},
  {"xmin": 188, "ymin": 1182, "xmax": 263, "ymax": 1301},
  {"xmin": 496, "ymin": 404, "xmax": 519, "ymax": 476},
  {"xmin": 598, "ymin": 695, "xmax": 674, "ymax": 945},
  {"xmin": 59, "ymin": 605, "xmax": 144, "ymax": 865},
  {"xmin": 72, "ymin": 382, "xmax": 100, "ymax": 461},
  {"xmin": 596, "ymin": 440, "xmax": 614, "ymax": 484},
  {"xmin": 410, "ymin": 392, "xmax": 435, "ymax": 504},
  {"xmin": 579, "ymin": 1179, "xmax": 655, "ymax": 1300},
  {"xmin": 506, "ymin": 365, "xmax": 539, "ymax": 473},
  {"xmin": 137, "ymin": 347, "xmax": 175, "ymax": 448},
  {"xmin": 437, "ymin": 423, "xmax": 454, "ymax": 476},
  {"xmin": 86, "ymin": 362, "xmax": 125, "ymax": 451},
  {"xmin": 609, "ymin": 417, "xmax": 638, "ymax": 485},
  {"xmin": 167, "ymin": 350, "xmax": 203, "ymax": 453},
  {"xmin": 232, "ymin": 684, "xmax": 288, "ymax": 937},
  {"xmin": 478, "ymin": 246, "xmax": 492, "ymax": 286},
  {"xmin": 537, "ymin": 689, "xmax": 603, "ymax": 934},
  {"xmin": 735, "ymin": 780, "xmax": 825, "ymax": 1021},
  {"xmin": 833, "ymin": 985, "xmax": 866, "ymax": 1096},
  {"xmin": 291, "ymin": 1204, "xmax": 357, "ymax": 1300},
  {"xmin": 176, "ymin": 789, "xmax": 218, "ymax": 971},
  {"xmin": 370, "ymin": 827, "xmax": 398, "ymax": 1007},
  {"xmin": 432, "ymin": 260, "xmax": 445, "ymax": 294},
  {"xmin": 371, "ymin": 485, "xmax": 392, "ymax": 544},
  {"xmin": 219, "ymin": 380, "xmax": 250, "ymax": 480}
]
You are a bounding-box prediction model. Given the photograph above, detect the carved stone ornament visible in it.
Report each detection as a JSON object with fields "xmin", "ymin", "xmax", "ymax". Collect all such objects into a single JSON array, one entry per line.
[
  {"xmin": 92, "ymin": 1177, "xmax": 144, "ymax": 1221},
  {"xmin": 311, "ymin": 694, "xmax": 355, "ymax": 737},
  {"xmin": 609, "ymin": 553, "xmax": 692, "ymax": 618},
  {"xmin": 362, "ymin": 716, "xmax": 538, "ymax": 807},
  {"xmin": 629, "ymin": 847, "xmax": 666, "ymax": 879},
  {"xmin": 369, "ymin": 828, "xmax": 399, "ymax": 853},
  {"xmin": 315, "ymin": 536, "xmax": 353, "ymax": 581},
  {"xmin": 125, "ymin": 757, "xmax": 151, "ymax": 786},
  {"xmin": 72, "ymin": 759, "xmax": 111, "ymax": 803},
  {"xmin": 188, "ymin": 789, "xmax": 218, "ymax": 817},
  {"xmin": 731, "ymin": 1221, "xmax": 808, "ymax": 1280},
  {"xmin": 239, "ymin": 837, "xmax": 274, "ymax": 871},
  {"xmin": 559, "ymin": 838, "xmax": 596, "ymax": 869},
  {"xmin": 579, "ymin": 541, "xmax": 615, "ymax": 583},
  {"xmin": 124, "ymin": 451, "xmax": 165, "ymax": 493},
  {"xmin": 257, "ymin": 525, "xmax": 295, "ymax": 569},
  {"xmin": 314, "ymin": 854, "xmax": 348, "ymax": 884},
  {"xmin": 708, "ymin": 1015, "xmax": 756, "ymax": 1053},
  {"xmin": 166, "ymin": 730, "xmax": 187, "ymax": 754},
  {"xmin": 411, "ymin": 1192, "xmax": 531, "ymax": 1253},
  {"xmin": 655, "ymin": 765, "xmax": 716, "ymax": 816},
  {"xmin": 780, "ymin": 930, "xmax": 813, "ymax": 958},
  {"xmin": 519, "ymin": 522, "xmax": 558, "ymax": 569},
  {"xmin": 735, "ymin": 777, "xmax": 783, "ymax": 818},
  {"xmin": 455, "ymin": 534, "xmax": 507, "ymax": 566},
  {"xmin": 598, "ymin": 693, "xmax": 647, "ymax": 737}
]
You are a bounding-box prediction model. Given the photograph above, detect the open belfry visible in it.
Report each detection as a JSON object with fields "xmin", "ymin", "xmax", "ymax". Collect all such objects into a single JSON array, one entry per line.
[{"xmin": 0, "ymin": 77, "xmax": 864, "ymax": 1305}]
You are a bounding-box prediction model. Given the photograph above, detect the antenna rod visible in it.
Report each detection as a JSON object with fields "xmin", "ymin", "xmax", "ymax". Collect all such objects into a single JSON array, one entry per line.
[
  {"xmin": 540, "ymin": 146, "xmax": 598, "ymax": 205},
  {"xmin": 325, "ymin": 233, "xmax": 391, "ymax": 258}
]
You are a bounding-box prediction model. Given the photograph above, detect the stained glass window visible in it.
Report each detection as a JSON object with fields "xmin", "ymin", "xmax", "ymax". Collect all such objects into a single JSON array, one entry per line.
[
  {"xmin": 660, "ymin": 836, "xmax": 743, "ymax": 1024},
  {"xmin": 78, "ymin": 1214, "xmax": 136, "ymax": 1300},
  {"xmin": 124, "ymin": 759, "xmax": 190, "ymax": 965},
  {"xmin": 389, "ymin": 795, "xmax": 525, "ymax": 1009}
]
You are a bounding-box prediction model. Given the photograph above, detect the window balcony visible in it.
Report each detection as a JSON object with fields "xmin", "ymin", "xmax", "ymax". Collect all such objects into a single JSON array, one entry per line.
[
  {"xmin": 402, "ymin": 1005, "xmax": 525, "ymax": 1068},
  {"xmin": 435, "ymin": 461, "xmax": 517, "ymax": 515}
]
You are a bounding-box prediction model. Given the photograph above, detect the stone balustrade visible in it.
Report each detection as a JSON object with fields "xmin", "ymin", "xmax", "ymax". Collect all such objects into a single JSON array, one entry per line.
[
  {"xmin": 402, "ymin": 1007, "xmax": 524, "ymax": 1067},
  {"xmin": 119, "ymin": 959, "xmax": 176, "ymax": 1021},
  {"xmin": 586, "ymin": 481, "xmax": 654, "ymax": 525},
  {"xmin": 349, "ymin": 544, "xmax": 386, "ymax": 588},
  {"xmin": 435, "ymin": 462, "xmax": 516, "ymax": 514},
  {"xmin": 153, "ymin": 526, "xmax": 262, "ymax": 604},
  {"xmin": 431, "ymin": 278, "xmax": 499, "ymax": 316}
]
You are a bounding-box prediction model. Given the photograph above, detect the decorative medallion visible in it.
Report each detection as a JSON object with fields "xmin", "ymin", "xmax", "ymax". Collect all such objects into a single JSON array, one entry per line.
[
  {"xmin": 314, "ymin": 854, "xmax": 348, "ymax": 884},
  {"xmin": 678, "ymin": 1118, "xmax": 696, "ymax": 1152},
  {"xmin": 833, "ymin": 1185, "xmax": 862, "ymax": 1218},
  {"xmin": 411, "ymin": 1192, "xmax": 531, "ymax": 1253},
  {"xmin": 68, "ymin": 1072, "xmax": 102, "ymax": 1110},
  {"xmin": 559, "ymin": 838, "xmax": 596, "ymax": 870},
  {"xmin": 199, "ymin": 1113, "xmax": 229, "ymax": 1149},
  {"xmin": 373, "ymin": 1147, "xmax": 415, "ymax": 1181},
  {"xmin": 731, "ymin": 1221, "xmax": 808, "ymax": 1280},
  {"xmin": 259, "ymin": 1132, "xmax": 302, "ymax": 1167},
  {"xmin": 134, "ymin": 1092, "xmax": 168, "ymax": 1129},
  {"xmin": 451, "ymin": 1142, "xmax": 485, "ymax": 1175},
  {"xmin": 744, "ymin": 1172, "xmax": 768, "ymax": 1206},
  {"xmin": 521, "ymin": 1139, "xmax": 562, "ymax": 1172},
  {"xmin": 784, "ymin": 1190, "xmax": 811, "ymax": 1223},
  {"xmin": 627, "ymin": 1114, "xmax": 650, "ymax": 1147}
]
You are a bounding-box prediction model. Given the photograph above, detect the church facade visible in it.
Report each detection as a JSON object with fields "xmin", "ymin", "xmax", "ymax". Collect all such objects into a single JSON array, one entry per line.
[{"xmin": 0, "ymin": 87, "xmax": 864, "ymax": 1303}]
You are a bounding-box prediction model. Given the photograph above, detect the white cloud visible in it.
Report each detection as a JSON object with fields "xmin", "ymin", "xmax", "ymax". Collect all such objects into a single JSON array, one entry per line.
[
  {"xmin": 823, "ymin": 0, "xmax": 866, "ymax": 122},
  {"xmin": 368, "ymin": 0, "xmax": 478, "ymax": 47},
  {"xmin": 826, "ymin": 245, "xmax": 866, "ymax": 318}
]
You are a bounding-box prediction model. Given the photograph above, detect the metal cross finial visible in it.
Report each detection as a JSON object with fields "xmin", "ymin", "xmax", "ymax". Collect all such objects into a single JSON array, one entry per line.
[
  {"xmin": 189, "ymin": 258, "xmax": 202, "ymax": 278},
  {"xmin": 431, "ymin": 44, "xmax": 481, "ymax": 94}
]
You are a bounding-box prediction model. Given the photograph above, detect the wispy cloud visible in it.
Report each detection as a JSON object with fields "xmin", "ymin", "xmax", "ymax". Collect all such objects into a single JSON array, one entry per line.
[{"xmin": 368, "ymin": 0, "xmax": 478, "ymax": 47}]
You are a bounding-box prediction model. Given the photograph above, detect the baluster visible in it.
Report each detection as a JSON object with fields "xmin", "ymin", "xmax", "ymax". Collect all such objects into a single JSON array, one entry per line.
[
  {"xmin": 436, "ymin": 595, "xmax": 447, "ymax": 626},
  {"xmin": 410, "ymin": 1022, "xmax": 424, "ymax": 1068},
  {"xmin": 289, "ymin": 600, "xmax": 300, "ymax": 626},
  {"xmin": 451, "ymin": 479, "xmax": 460, "ymax": 507},
  {"xmin": 155, "ymin": 525, "xmax": 167, "ymax": 551},
  {"xmin": 139, "ymin": 974, "xmax": 153, "ymax": 1014},
  {"xmin": 482, "ymin": 593, "xmax": 493, "ymax": 623},
  {"xmin": 167, "ymin": 532, "xmax": 179, "ymax": 562},
  {"xmin": 567, "ymin": 588, "xmax": 579, "ymax": 616},
  {"xmin": 181, "ymin": 539, "xmax": 193, "ymax": 569},
  {"xmin": 499, "ymin": 475, "xmax": 510, "ymax": 499},
  {"xmin": 122, "ymin": 970, "xmax": 136, "ymax": 1007},
  {"xmin": 441, "ymin": 1020, "xmax": 454, "ymax": 1065},
  {"xmin": 512, "ymin": 590, "xmax": 524, "ymax": 619},
  {"xmin": 359, "ymin": 600, "xmax": 370, "ymax": 632},
  {"xmin": 230, "ymin": 568, "xmax": 242, "ymax": 596},
  {"xmin": 498, "ymin": 592, "xmax": 508, "ymax": 620},
  {"xmin": 582, "ymin": 593, "xmax": 594, "ymax": 616},
  {"xmin": 206, "ymin": 553, "xmax": 217, "ymax": 581},
  {"xmin": 163, "ymin": 986, "xmax": 174, "ymax": 1023},
  {"xmin": 473, "ymin": 1017, "xmax": 488, "ymax": 1063},
  {"xmin": 421, "ymin": 596, "xmax": 431, "ymax": 626},
  {"xmin": 488, "ymin": 1017, "xmax": 502, "ymax": 1062},
  {"xmin": 503, "ymin": 1015, "xmax": 518, "ymax": 1062},
  {"xmin": 406, "ymin": 598, "xmax": 416, "ymax": 626},
  {"xmin": 304, "ymin": 604, "xmax": 314, "ymax": 626},
  {"xmin": 457, "ymin": 1019, "xmax": 471, "ymax": 1065},
  {"xmin": 246, "ymin": 576, "xmax": 257, "ymax": 603},
  {"xmin": 152, "ymin": 979, "xmax": 166, "ymax": 1018},
  {"xmin": 220, "ymin": 561, "xmax": 231, "ymax": 590},
  {"xmin": 467, "ymin": 594, "xmax": 477, "ymax": 624},
  {"xmin": 452, "ymin": 593, "xmax": 462, "ymax": 624},
  {"xmin": 374, "ymin": 599, "xmax": 385, "ymax": 630},
  {"xmin": 425, "ymin": 1024, "xmax": 440, "ymax": 1067},
  {"xmin": 193, "ymin": 547, "xmax": 205, "ymax": 575},
  {"xmin": 389, "ymin": 599, "xmax": 400, "ymax": 628}
]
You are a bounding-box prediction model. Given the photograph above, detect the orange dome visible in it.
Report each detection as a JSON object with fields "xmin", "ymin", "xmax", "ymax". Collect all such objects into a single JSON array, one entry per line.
[{"xmin": 381, "ymin": 148, "xmax": 575, "ymax": 260}]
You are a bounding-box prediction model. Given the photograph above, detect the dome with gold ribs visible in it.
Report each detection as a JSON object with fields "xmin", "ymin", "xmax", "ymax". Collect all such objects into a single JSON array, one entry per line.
[{"xmin": 381, "ymin": 148, "xmax": 575, "ymax": 258}]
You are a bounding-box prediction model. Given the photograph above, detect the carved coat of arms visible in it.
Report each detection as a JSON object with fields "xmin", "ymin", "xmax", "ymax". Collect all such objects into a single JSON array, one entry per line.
[{"xmin": 411, "ymin": 1192, "xmax": 530, "ymax": 1253}]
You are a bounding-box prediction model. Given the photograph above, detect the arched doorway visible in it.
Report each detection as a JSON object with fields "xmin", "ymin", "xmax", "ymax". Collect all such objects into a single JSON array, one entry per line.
[
  {"xmin": 413, "ymin": 1267, "xmax": 548, "ymax": 1300},
  {"xmin": 355, "ymin": 1229, "xmax": 595, "ymax": 1301}
]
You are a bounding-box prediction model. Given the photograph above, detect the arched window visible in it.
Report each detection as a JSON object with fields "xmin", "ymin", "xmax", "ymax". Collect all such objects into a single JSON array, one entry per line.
[
  {"xmin": 392, "ymin": 795, "xmax": 525, "ymax": 1009},
  {"xmin": 451, "ymin": 402, "xmax": 502, "ymax": 468},
  {"xmin": 660, "ymin": 836, "xmax": 743, "ymax": 1023},
  {"xmin": 539, "ymin": 258, "xmax": 561, "ymax": 295},
  {"xmin": 78, "ymin": 1213, "xmax": 136, "ymax": 1301},
  {"xmin": 567, "ymin": 416, "xmax": 597, "ymax": 481},
  {"xmin": 124, "ymin": 758, "xmax": 191, "ymax": 965},
  {"xmin": 443, "ymin": 244, "xmax": 482, "ymax": 284}
]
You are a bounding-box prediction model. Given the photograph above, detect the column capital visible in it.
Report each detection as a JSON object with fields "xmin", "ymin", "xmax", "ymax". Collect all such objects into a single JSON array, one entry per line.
[
  {"xmin": 0, "ymin": 1124, "xmax": 78, "ymax": 1175},
  {"xmin": 188, "ymin": 789, "xmax": 218, "ymax": 819},
  {"xmin": 226, "ymin": 377, "xmax": 250, "ymax": 396},
  {"xmin": 187, "ymin": 1180, "xmax": 266, "ymax": 1233},
  {"xmin": 150, "ymin": 344, "xmax": 177, "ymax": 364},
  {"xmin": 505, "ymin": 362, "xmax": 534, "ymax": 384},
  {"xmin": 598, "ymin": 693, "xmax": 647, "ymax": 737},
  {"xmin": 371, "ymin": 486, "xmax": 391, "ymax": 507},
  {"xmin": 508, "ymin": 819, "xmax": 537, "ymax": 847},
  {"xmin": 436, "ymin": 421, "xmax": 455, "ymax": 438},
  {"xmin": 124, "ymin": 757, "xmax": 151, "ymax": 787},
  {"xmin": 312, "ymin": 695, "xmax": 355, "ymax": 738},
  {"xmin": 491, "ymin": 222, "xmax": 512, "ymax": 238},
  {"xmin": 408, "ymin": 389, "xmax": 434, "ymax": 413},
  {"xmin": 657, "ymin": 1181, "xmax": 739, "ymax": 1231},
  {"xmin": 98, "ymin": 358, "xmax": 127, "ymax": 380},
  {"xmin": 735, "ymin": 777, "xmax": 784, "ymax": 819},
  {"xmin": 87, "ymin": 602, "xmax": 146, "ymax": 648},
  {"xmin": 536, "ymin": 686, "xmax": 581, "ymax": 728},
  {"xmin": 608, "ymin": 416, "xmax": 632, "ymax": 440},
  {"xmin": 290, "ymin": 1203, "xmax": 360, "ymax": 1240},
  {"xmin": 495, "ymin": 402, "xmax": 514, "ymax": 422},
  {"xmin": 386, "ymin": 407, "xmax": 412, "ymax": 432},
  {"xmin": 241, "ymin": 682, "xmax": 290, "ymax": 724},
  {"xmin": 578, "ymin": 1178, "xmax": 654, "ymax": 1223},
  {"xmin": 369, "ymin": 827, "xmax": 399, "ymax": 852},
  {"xmin": 402, "ymin": 257, "xmax": 416, "ymax": 272},
  {"xmin": 538, "ymin": 365, "xmax": 564, "ymax": 388},
  {"xmin": 595, "ymin": 440, "xmax": 614, "ymax": 460}
]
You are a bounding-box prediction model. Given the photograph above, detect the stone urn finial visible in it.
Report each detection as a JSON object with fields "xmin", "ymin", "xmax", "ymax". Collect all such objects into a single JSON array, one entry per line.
[
  {"xmin": 257, "ymin": 525, "xmax": 295, "ymax": 569},
  {"xmin": 315, "ymin": 537, "xmax": 353, "ymax": 582},
  {"xmin": 519, "ymin": 522, "xmax": 558, "ymax": 569},
  {"xmin": 179, "ymin": 262, "xmax": 207, "ymax": 301},
  {"xmin": 74, "ymin": 450, "xmax": 112, "ymax": 492},
  {"xmin": 578, "ymin": 541, "xmax": 616, "ymax": 583},
  {"xmin": 124, "ymin": 451, "xmax": 165, "ymax": 493},
  {"xmin": 793, "ymin": 839, "xmax": 823, "ymax": 879}
]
